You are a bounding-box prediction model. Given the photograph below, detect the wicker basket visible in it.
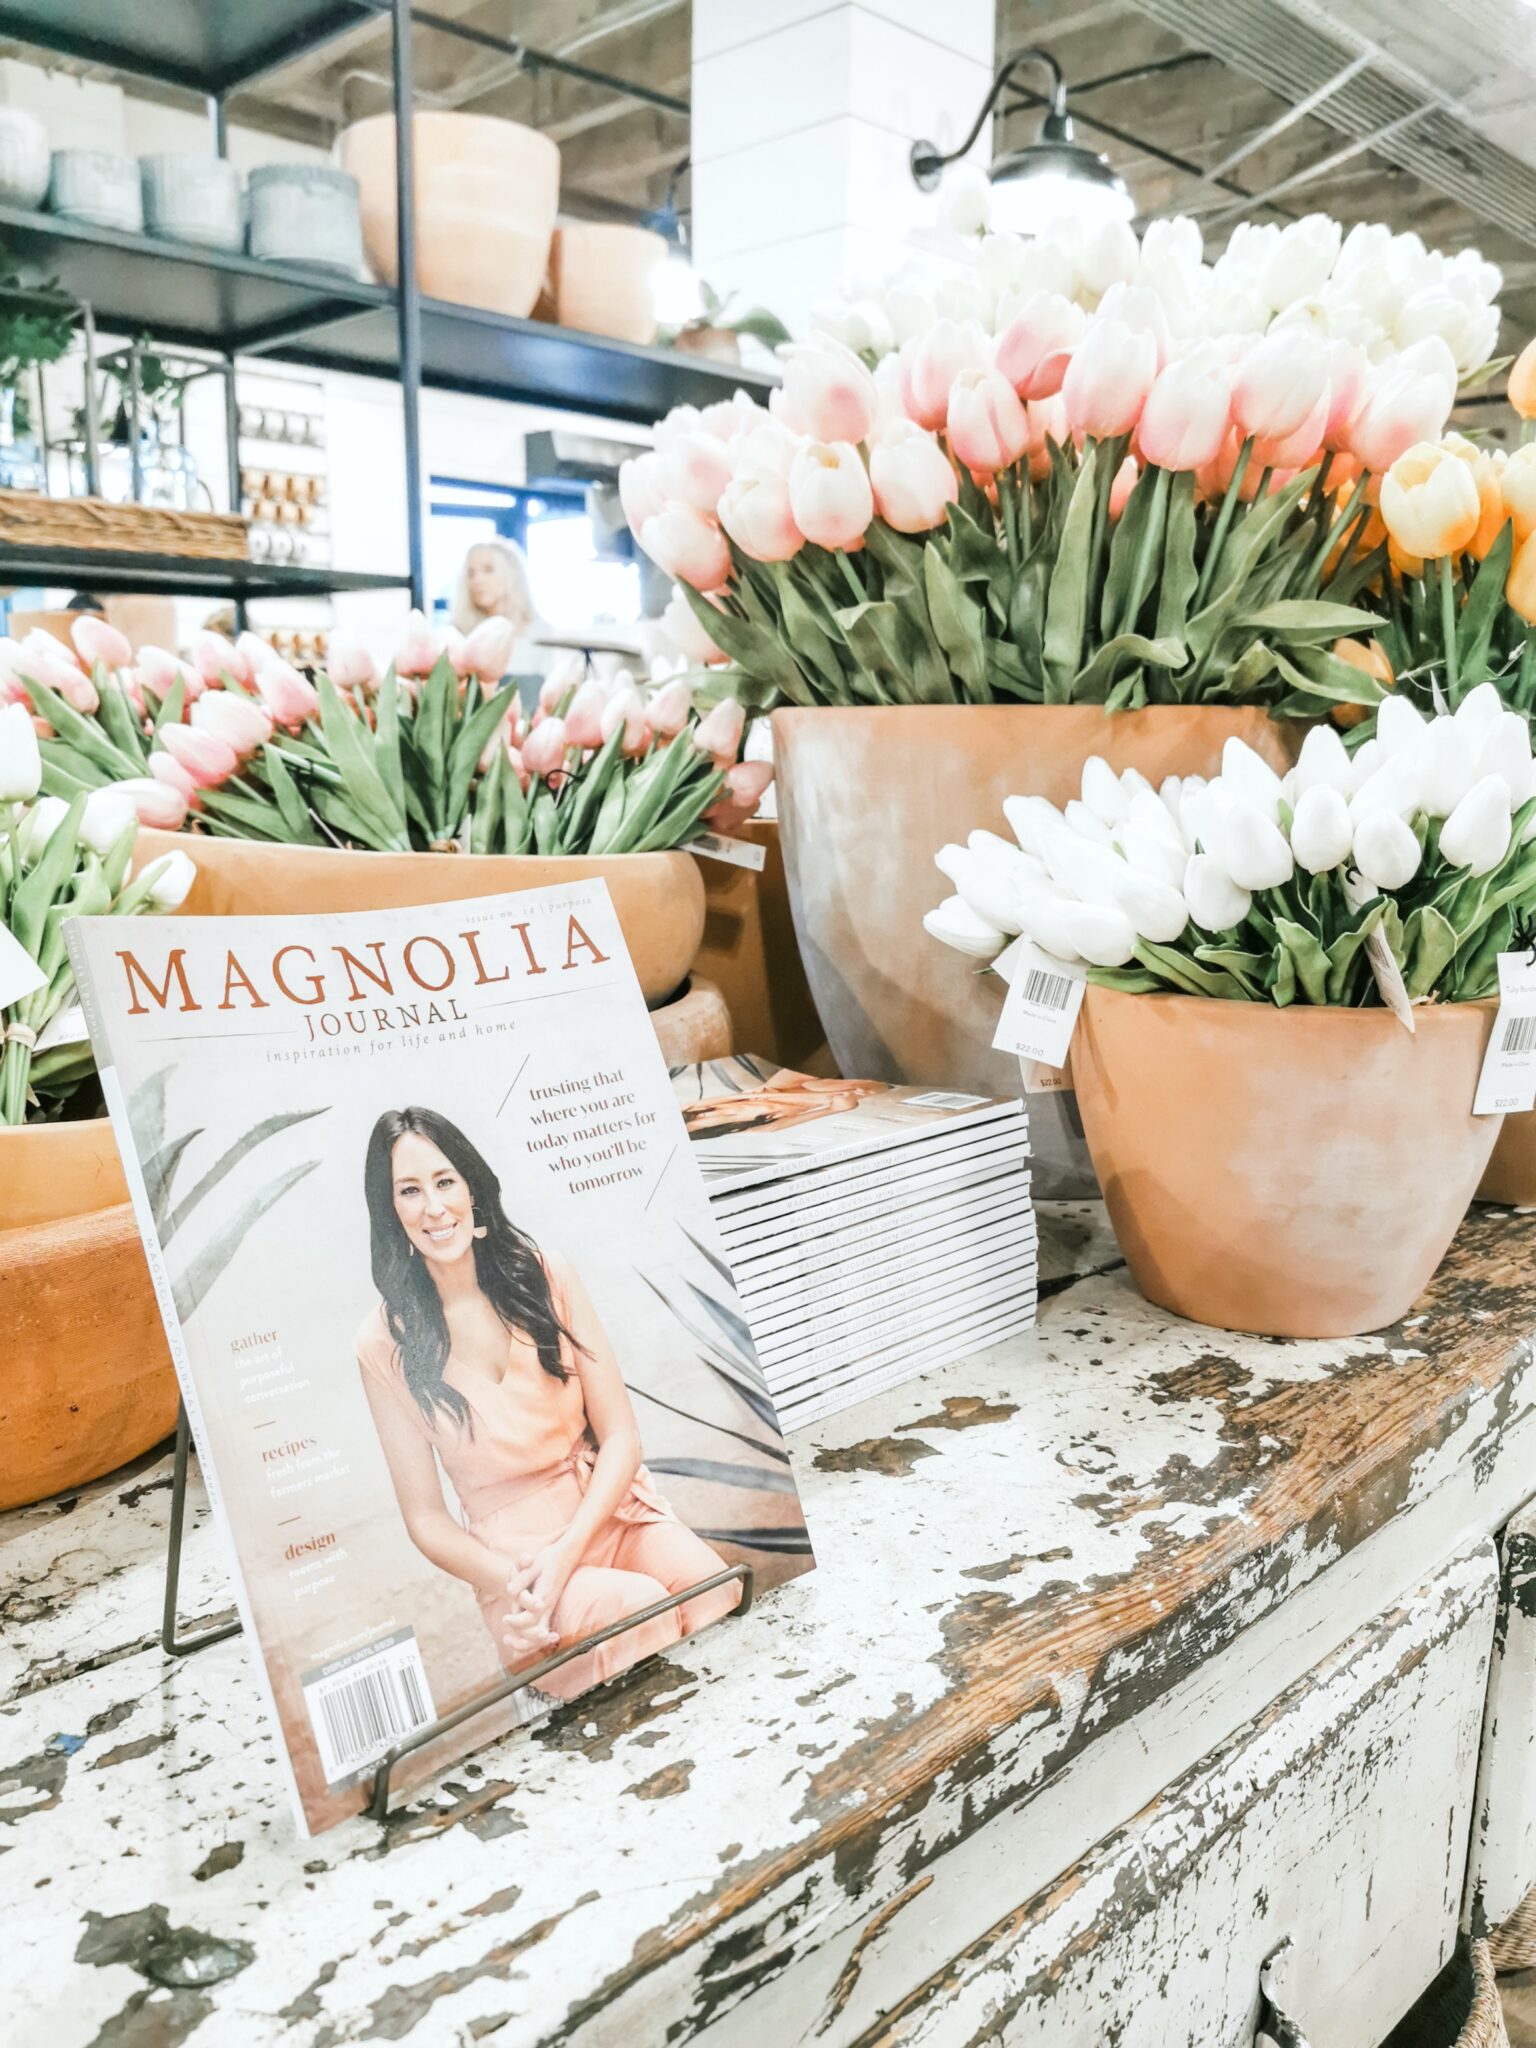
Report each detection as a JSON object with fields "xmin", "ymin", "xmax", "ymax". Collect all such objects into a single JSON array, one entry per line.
[
  {"xmin": 1378, "ymin": 1938, "xmax": 1509, "ymax": 2048},
  {"xmin": 0, "ymin": 489, "xmax": 249, "ymax": 561}
]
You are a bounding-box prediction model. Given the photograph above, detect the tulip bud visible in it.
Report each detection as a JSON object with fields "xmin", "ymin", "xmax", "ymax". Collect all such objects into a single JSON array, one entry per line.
[
  {"xmin": 1221, "ymin": 736, "xmax": 1286, "ymax": 824},
  {"xmin": 1081, "ymin": 756, "xmax": 1129, "ymax": 826},
  {"xmin": 993, "ymin": 291, "xmax": 1085, "ymax": 401},
  {"xmin": 600, "ymin": 682, "xmax": 649, "ymax": 758},
  {"xmin": 661, "ymin": 587, "xmax": 727, "ymax": 665},
  {"xmin": 71, "ymin": 614, "xmax": 133, "ymax": 670},
  {"xmin": 935, "ymin": 844, "xmax": 1024, "ymax": 935},
  {"xmin": 79, "ymin": 784, "xmax": 136, "ymax": 857},
  {"xmin": 460, "ymin": 615, "xmax": 516, "ymax": 684},
  {"xmin": 1055, "ymin": 900, "xmax": 1138, "ymax": 967},
  {"xmin": 1509, "ymin": 337, "xmax": 1536, "ymax": 421},
  {"xmin": 141, "ymin": 848, "xmax": 197, "ymax": 907},
  {"xmin": 326, "ymin": 630, "xmax": 378, "ymax": 692},
  {"xmin": 520, "ymin": 716, "xmax": 569, "ymax": 779},
  {"xmin": 648, "ymin": 676, "xmax": 694, "ymax": 740},
  {"xmin": 657, "ymin": 428, "xmax": 734, "ymax": 516},
  {"xmin": 1290, "ymin": 784, "xmax": 1353, "ymax": 874},
  {"xmin": 17, "ymin": 793, "xmax": 68, "ymax": 860},
  {"xmin": 254, "ymin": 660, "xmax": 319, "ymax": 730},
  {"xmin": 1061, "ymin": 319, "xmax": 1158, "ymax": 440},
  {"xmin": 1231, "ymin": 331, "xmax": 1330, "ymax": 442},
  {"xmin": 192, "ymin": 690, "xmax": 273, "ymax": 757},
  {"xmin": 149, "ymin": 750, "xmax": 197, "ymax": 799},
  {"xmin": 718, "ymin": 469, "xmax": 804, "ymax": 562},
  {"xmin": 116, "ymin": 776, "xmax": 189, "ymax": 831},
  {"xmin": 564, "ymin": 678, "xmax": 610, "ymax": 751},
  {"xmin": 923, "ymin": 892, "xmax": 1007, "ymax": 960},
  {"xmin": 1291, "ymin": 724, "xmax": 1356, "ymax": 799},
  {"xmin": 160, "ymin": 721, "xmax": 240, "ymax": 789},
  {"xmin": 1418, "ymin": 717, "xmax": 1475, "ymax": 818},
  {"xmin": 899, "ymin": 319, "xmax": 991, "ymax": 432},
  {"xmin": 1474, "ymin": 709, "xmax": 1536, "ymax": 806},
  {"xmin": 787, "ymin": 441, "xmax": 875, "ymax": 551},
  {"xmin": 639, "ymin": 504, "xmax": 734, "ymax": 589},
  {"xmin": 1439, "ymin": 774, "xmax": 1512, "ymax": 873},
  {"xmin": 1349, "ymin": 369, "xmax": 1452, "ymax": 474},
  {"xmin": 866, "ymin": 420, "xmax": 957, "ymax": 536},
  {"xmin": 1221, "ymin": 800, "xmax": 1295, "ymax": 890},
  {"xmin": 0, "ymin": 698, "xmax": 41, "ymax": 801},
  {"xmin": 1137, "ymin": 352, "xmax": 1231, "ymax": 473},
  {"xmin": 395, "ymin": 608, "xmax": 441, "ymax": 678},
  {"xmin": 692, "ymin": 697, "xmax": 746, "ymax": 767},
  {"xmin": 946, "ymin": 367, "xmax": 1030, "ymax": 477},
  {"xmin": 1376, "ymin": 693, "xmax": 1429, "ymax": 762},
  {"xmin": 703, "ymin": 759, "xmax": 776, "ymax": 832},
  {"xmin": 1352, "ymin": 810, "xmax": 1421, "ymax": 891},
  {"xmin": 1379, "ymin": 441, "xmax": 1480, "ymax": 559},
  {"xmin": 1349, "ymin": 754, "xmax": 1421, "ymax": 825},
  {"xmin": 770, "ymin": 337, "xmax": 879, "ymax": 445},
  {"xmin": 190, "ymin": 629, "xmax": 252, "ymax": 687},
  {"xmin": 618, "ymin": 451, "xmax": 666, "ymax": 534},
  {"xmin": 1183, "ymin": 852, "xmax": 1252, "ymax": 932}
]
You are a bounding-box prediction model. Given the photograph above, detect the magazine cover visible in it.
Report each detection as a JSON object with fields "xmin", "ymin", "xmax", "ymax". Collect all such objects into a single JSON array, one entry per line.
[
  {"xmin": 673, "ymin": 1054, "xmax": 1021, "ymax": 1192},
  {"xmin": 67, "ymin": 882, "xmax": 814, "ymax": 1836}
]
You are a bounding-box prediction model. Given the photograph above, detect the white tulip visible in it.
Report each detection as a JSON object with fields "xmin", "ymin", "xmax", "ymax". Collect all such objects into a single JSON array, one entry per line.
[
  {"xmin": 1120, "ymin": 814, "xmax": 1188, "ymax": 891},
  {"xmin": 1183, "ymin": 853, "xmax": 1251, "ymax": 932},
  {"xmin": 1259, "ymin": 213, "xmax": 1342, "ymax": 311},
  {"xmin": 1140, "ymin": 216, "xmax": 1203, "ymax": 276},
  {"xmin": 1376, "ymin": 693, "xmax": 1429, "ymax": 763},
  {"xmin": 0, "ymin": 699, "xmax": 40, "ymax": 802},
  {"xmin": 968, "ymin": 827, "xmax": 1048, "ymax": 883},
  {"xmin": 1349, "ymin": 753, "xmax": 1421, "ymax": 824},
  {"xmin": 1119, "ymin": 766, "xmax": 1156, "ymax": 806},
  {"xmin": 885, "ymin": 277, "xmax": 937, "ymax": 346},
  {"xmin": 1453, "ymin": 680, "xmax": 1504, "ymax": 743},
  {"xmin": 17, "ymin": 793, "xmax": 69, "ymax": 861},
  {"xmin": 1075, "ymin": 219, "xmax": 1140, "ymax": 301},
  {"xmin": 924, "ymin": 894, "xmax": 1008, "ymax": 959},
  {"xmin": 79, "ymin": 785, "xmax": 136, "ymax": 857},
  {"xmin": 934, "ymin": 844, "xmax": 1023, "ymax": 934},
  {"xmin": 1222, "ymin": 800, "xmax": 1295, "ymax": 890},
  {"xmin": 1220, "ymin": 736, "xmax": 1286, "ymax": 822},
  {"xmin": 1108, "ymin": 865, "xmax": 1190, "ymax": 944},
  {"xmin": 1347, "ymin": 737, "xmax": 1383, "ymax": 788},
  {"xmin": 1418, "ymin": 716, "xmax": 1476, "ymax": 818},
  {"xmin": 1127, "ymin": 787, "xmax": 1184, "ymax": 845},
  {"xmin": 143, "ymin": 850, "xmax": 196, "ymax": 909},
  {"xmin": 1290, "ymin": 723, "xmax": 1356, "ymax": 799},
  {"xmin": 1474, "ymin": 710, "xmax": 1536, "ymax": 807},
  {"xmin": 933, "ymin": 274, "xmax": 991, "ymax": 328},
  {"xmin": 1290, "ymin": 784, "xmax": 1353, "ymax": 874},
  {"xmin": 1065, "ymin": 797, "xmax": 1115, "ymax": 845},
  {"xmin": 1352, "ymin": 811, "xmax": 1422, "ymax": 891},
  {"xmin": 941, "ymin": 164, "xmax": 992, "ymax": 239},
  {"xmin": 1054, "ymin": 900, "xmax": 1137, "ymax": 967},
  {"xmin": 1003, "ymin": 793, "xmax": 1058, "ymax": 857},
  {"xmin": 1079, "ymin": 755, "xmax": 1129, "ymax": 826},
  {"xmin": 1439, "ymin": 775, "xmax": 1513, "ymax": 874}
]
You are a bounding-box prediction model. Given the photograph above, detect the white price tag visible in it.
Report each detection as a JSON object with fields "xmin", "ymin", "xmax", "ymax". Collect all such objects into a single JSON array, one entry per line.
[
  {"xmin": 1343, "ymin": 869, "xmax": 1414, "ymax": 1033},
  {"xmin": 1474, "ymin": 951, "xmax": 1536, "ymax": 1116},
  {"xmin": 0, "ymin": 924, "xmax": 45, "ymax": 1010},
  {"xmin": 35, "ymin": 1001, "xmax": 88, "ymax": 1053},
  {"xmin": 991, "ymin": 938, "xmax": 1086, "ymax": 1067},
  {"xmin": 1022, "ymin": 1054, "xmax": 1074, "ymax": 1094},
  {"xmin": 685, "ymin": 832, "xmax": 766, "ymax": 871}
]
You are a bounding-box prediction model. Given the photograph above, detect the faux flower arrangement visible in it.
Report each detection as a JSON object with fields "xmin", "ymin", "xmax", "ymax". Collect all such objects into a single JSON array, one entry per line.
[
  {"xmin": 0, "ymin": 701, "xmax": 193, "ymax": 1127},
  {"xmin": 4, "ymin": 615, "xmax": 767, "ymax": 857},
  {"xmin": 924, "ymin": 692, "xmax": 1535, "ymax": 1008},
  {"xmin": 624, "ymin": 211, "xmax": 1494, "ymax": 716}
]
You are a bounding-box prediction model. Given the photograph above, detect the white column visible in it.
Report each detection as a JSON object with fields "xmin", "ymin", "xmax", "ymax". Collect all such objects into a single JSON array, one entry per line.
[{"xmin": 689, "ymin": 1, "xmax": 997, "ymax": 337}]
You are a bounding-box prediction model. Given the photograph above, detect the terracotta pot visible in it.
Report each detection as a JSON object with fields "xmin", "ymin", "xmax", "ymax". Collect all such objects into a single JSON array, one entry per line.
[
  {"xmin": 1479, "ymin": 1111, "xmax": 1536, "ymax": 1205},
  {"xmin": 692, "ymin": 820, "xmax": 828, "ymax": 1070},
  {"xmin": 772, "ymin": 703, "xmax": 1304, "ymax": 1100},
  {"xmin": 1073, "ymin": 987, "xmax": 1501, "ymax": 1338},
  {"xmin": 0, "ymin": 1122, "xmax": 175, "ymax": 1511},
  {"xmin": 650, "ymin": 975, "xmax": 733, "ymax": 1064},
  {"xmin": 133, "ymin": 832, "xmax": 705, "ymax": 1009},
  {"xmin": 550, "ymin": 223, "xmax": 664, "ymax": 344},
  {"xmin": 339, "ymin": 111, "xmax": 559, "ymax": 317}
]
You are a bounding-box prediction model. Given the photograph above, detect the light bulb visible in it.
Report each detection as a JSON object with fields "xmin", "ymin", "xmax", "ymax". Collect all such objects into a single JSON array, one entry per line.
[
  {"xmin": 653, "ymin": 248, "xmax": 705, "ymax": 328},
  {"xmin": 988, "ymin": 165, "xmax": 1134, "ymax": 238}
]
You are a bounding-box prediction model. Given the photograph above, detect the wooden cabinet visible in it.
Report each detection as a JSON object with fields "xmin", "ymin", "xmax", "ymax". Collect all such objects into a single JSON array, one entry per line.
[
  {"xmin": 864, "ymin": 1548, "xmax": 1498, "ymax": 2048},
  {"xmin": 1470, "ymin": 1500, "xmax": 1536, "ymax": 1962}
]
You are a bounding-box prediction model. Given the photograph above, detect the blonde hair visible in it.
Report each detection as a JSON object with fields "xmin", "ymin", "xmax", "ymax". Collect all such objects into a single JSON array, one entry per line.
[{"xmin": 452, "ymin": 538, "xmax": 536, "ymax": 637}]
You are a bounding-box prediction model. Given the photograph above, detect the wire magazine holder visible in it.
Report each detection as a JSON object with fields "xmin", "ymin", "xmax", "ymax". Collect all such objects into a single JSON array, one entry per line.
[{"xmin": 159, "ymin": 1403, "xmax": 756, "ymax": 1821}]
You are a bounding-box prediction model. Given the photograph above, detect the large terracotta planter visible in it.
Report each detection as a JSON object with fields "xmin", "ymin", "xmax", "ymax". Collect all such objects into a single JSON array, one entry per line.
[
  {"xmin": 1480, "ymin": 1112, "xmax": 1536, "ymax": 1205},
  {"xmin": 0, "ymin": 1120, "xmax": 175, "ymax": 1511},
  {"xmin": 693, "ymin": 820, "xmax": 828, "ymax": 1070},
  {"xmin": 340, "ymin": 111, "xmax": 559, "ymax": 317},
  {"xmin": 133, "ymin": 833, "xmax": 706, "ymax": 1010},
  {"xmin": 1073, "ymin": 987, "xmax": 1501, "ymax": 1338},
  {"xmin": 548, "ymin": 223, "xmax": 664, "ymax": 344},
  {"xmin": 772, "ymin": 703, "xmax": 1304, "ymax": 1100}
]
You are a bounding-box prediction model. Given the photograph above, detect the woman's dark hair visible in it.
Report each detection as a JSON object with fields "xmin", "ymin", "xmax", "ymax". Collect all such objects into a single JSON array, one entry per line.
[{"xmin": 364, "ymin": 1106, "xmax": 584, "ymax": 1430}]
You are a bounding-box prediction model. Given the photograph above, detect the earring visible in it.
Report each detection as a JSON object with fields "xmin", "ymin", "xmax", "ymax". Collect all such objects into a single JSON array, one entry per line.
[
  {"xmin": 408, "ymin": 1241, "xmax": 416, "ymax": 1257},
  {"xmin": 471, "ymin": 1214, "xmax": 488, "ymax": 1240}
]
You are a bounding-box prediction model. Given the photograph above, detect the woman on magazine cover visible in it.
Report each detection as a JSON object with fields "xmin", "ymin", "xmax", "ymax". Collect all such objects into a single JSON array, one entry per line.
[{"xmin": 356, "ymin": 1106, "xmax": 738, "ymax": 1696}]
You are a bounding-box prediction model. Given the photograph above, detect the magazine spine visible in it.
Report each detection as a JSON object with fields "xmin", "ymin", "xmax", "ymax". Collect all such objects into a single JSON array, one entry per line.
[{"xmin": 703, "ymin": 1097, "xmax": 1025, "ymax": 1197}]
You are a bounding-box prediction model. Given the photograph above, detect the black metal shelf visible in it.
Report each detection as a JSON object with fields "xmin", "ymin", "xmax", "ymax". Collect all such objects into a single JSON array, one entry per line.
[
  {"xmin": 0, "ymin": 548, "xmax": 410, "ymax": 601},
  {"xmin": 0, "ymin": 0, "xmax": 379, "ymax": 94}
]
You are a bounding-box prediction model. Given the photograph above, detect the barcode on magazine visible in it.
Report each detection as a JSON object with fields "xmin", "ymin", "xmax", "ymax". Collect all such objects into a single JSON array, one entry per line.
[
  {"xmin": 301, "ymin": 1628, "xmax": 435, "ymax": 1786},
  {"xmin": 904, "ymin": 1089, "xmax": 990, "ymax": 1109},
  {"xmin": 1021, "ymin": 967, "xmax": 1074, "ymax": 1011},
  {"xmin": 1502, "ymin": 1014, "xmax": 1536, "ymax": 1055}
]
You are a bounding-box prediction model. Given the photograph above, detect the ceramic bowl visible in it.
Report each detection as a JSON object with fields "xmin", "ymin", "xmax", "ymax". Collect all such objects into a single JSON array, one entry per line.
[
  {"xmin": 247, "ymin": 163, "xmax": 364, "ymax": 275},
  {"xmin": 0, "ymin": 107, "xmax": 50, "ymax": 208},
  {"xmin": 49, "ymin": 148, "xmax": 143, "ymax": 233},
  {"xmin": 141, "ymin": 153, "xmax": 243, "ymax": 250}
]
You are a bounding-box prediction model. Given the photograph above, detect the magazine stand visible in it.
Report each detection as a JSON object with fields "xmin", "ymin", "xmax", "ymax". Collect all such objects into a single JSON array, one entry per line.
[{"xmin": 159, "ymin": 1403, "xmax": 757, "ymax": 1821}]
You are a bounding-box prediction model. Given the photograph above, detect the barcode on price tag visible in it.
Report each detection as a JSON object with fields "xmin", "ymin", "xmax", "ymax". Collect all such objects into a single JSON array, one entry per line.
[
  {"xmin": 301, "ymin": 1627, "xmax": 436, "ymax": 1786},
  {"xmin": 992, "ymin": 937, "xmax": 1086, "ymax": 1067},
  {"xmin": 684, "ymin": 832, "xmax": 767, "ymax": 870},
  {"xmin": 1474, "ymin": 951, "xmax": 1536, "ymax": 1116}
]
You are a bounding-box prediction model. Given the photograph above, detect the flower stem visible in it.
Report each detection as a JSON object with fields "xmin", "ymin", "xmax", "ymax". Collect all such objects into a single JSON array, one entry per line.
[
  {"xmin": 1439, "ymin": 552, "xmax": 1461, "ymax": 703},
  {"xmin": 1518, "ymin": 635, "xmax": 1536, "ymax": 714},
  {"xmin": 1193, "ymin": 435, "xmax": 1254, "ymax": 610}
]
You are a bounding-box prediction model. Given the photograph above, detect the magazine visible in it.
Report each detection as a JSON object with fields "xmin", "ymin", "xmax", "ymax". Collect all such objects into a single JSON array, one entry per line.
[{"xmin": 67, "ymin": 882, "xmax": 814, "ymax": 1836}]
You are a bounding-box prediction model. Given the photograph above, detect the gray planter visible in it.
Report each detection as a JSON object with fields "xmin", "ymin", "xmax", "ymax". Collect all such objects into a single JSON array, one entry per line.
[
  {"xmin": 140, "ymin": 153, "xmax": 243, "ymax": 251},
  {"xmin": 49, "ymin": 148, "xmax": 142, "ymax": 233},
  {"xmin": 0, "ymin": 108, "xmax": 50, "ymax": 209},
  {"xmin": 247, "ymin": 164, "xmax": 364, "ymax": 276}
]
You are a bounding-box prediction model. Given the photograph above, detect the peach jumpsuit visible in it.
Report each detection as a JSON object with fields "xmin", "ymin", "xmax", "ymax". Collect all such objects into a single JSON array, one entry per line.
[{"xmin": 356, "ymin": 1297, "xmax": 738, "ymax": 1697}]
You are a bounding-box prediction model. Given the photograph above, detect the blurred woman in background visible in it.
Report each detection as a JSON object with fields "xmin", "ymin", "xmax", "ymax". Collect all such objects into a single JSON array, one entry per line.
[{"xmin": 452, "ymin": 538, "xmax": 547, "ymax": 677}]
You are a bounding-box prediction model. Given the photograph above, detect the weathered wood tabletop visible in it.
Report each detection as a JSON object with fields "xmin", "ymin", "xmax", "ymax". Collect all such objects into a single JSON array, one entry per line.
[{"xmin": 4, "ymin": 1201, "xmax": 1535, "ymax": 2048}]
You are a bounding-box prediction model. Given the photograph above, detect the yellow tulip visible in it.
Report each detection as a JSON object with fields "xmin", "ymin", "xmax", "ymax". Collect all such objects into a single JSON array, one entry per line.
[
  {"xmin": 1509, "ymin": 336, "xmax": 1536, "ymax": 420},
  {"xmin": 1379, "ymin": 441, "xmax": 1480, "ymax": 560},
  {"xmin": 1501, "ymin": 442, "xmax": 1536, "ymax": 543},
  {"xmin": 1441, "ymin": 434, "xmax": 1508, "ymax": 559},
  {"xmin": 1507, "ymin": 530, "xmax": 1536, "ymax": 625}
]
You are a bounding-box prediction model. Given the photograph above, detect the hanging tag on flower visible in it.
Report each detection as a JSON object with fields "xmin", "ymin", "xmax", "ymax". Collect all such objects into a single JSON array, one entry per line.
[
  {"xmin": 1021, "ymin": 1054, "xmax": 1074, "ymax": 1095},
  {"xmin": 1342, "ymin": 869, "xmax": 1414, "ymax": 1034},
  {"xmin": 684, "ymin": 832, "xmax": 766, "ymax": 871},
  {"xmin": 991, "ymin": 937, "xmax": 1086, "ymax": 1068},
  {"xmin": 1473, "ymin": 952, "xmax": 1536, "ymax": 1116},
  {"xmin": 35, "ymin": 1001, "xmax": 88, "ymax": 1053},
  {"xmin": 0, "ymin": 925, "xmax": 45, "ymax": 1010}
]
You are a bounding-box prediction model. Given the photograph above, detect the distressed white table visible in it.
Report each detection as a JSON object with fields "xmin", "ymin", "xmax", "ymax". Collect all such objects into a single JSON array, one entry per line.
[{"xmin": 3, "ymin": 1201, "xmax": 1535, "ymax": 2047}]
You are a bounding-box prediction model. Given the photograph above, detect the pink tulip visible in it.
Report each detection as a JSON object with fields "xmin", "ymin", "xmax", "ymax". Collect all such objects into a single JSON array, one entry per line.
[
  {"xmin": 718, "ymin": 469, "xmax": 805, "ymax": 562},
  {"xmin": 662, "ymin": 587, "xmax": 727, "ymax": 665},
  {"xmin": 899, "ymin": 319, "xmax": 991, "ymax": 432},
  {"xmin": 787, "ymin": 441, "xmax": 875, "ymax": 550},
  {"xmin": 1230, "ymin": 331, "xmax": 1330, "ymax": 442},
  {"xmin": 190, "ymin": 630, "xmax": 253, "ymax": 687},
  {"xmin": 236, "ymin": 630, "xmax": 275, "ymax": 677},
  {"xmin": 137, "ymin": 644, "xmax": 201, "ymax": 704},
  {"xmin": 691, "ymin": 697, "xmax": 746, "ymax": 769},
  {"xmin": 254, "ymin": 659, "xmax": 319, "ymax": 730},
  {"xmin": 25, "ymin": 627, "xmax": 82, "ymax": 672},
  {"xmin": 160, "ymin": 721, "xmax": 239, "ymax": 788},
  {"xmin": 771, "ymin": 338, "xmax": 879, "ymax": 445},
  {"xmin": 326, "ymin": 630, "xmax": 378, "ymax": 692},
  {"xmin": 946, "ymin": 368, "xmax": 1029, "ymax": 475},
  {"xmin": 1137, "ymin": 353, "xmax": 1231, "ymax": 473},
  {"xmin": 521, "ymin": 715, "xmax": 569, "ymax": 779},
  {"xmin": 71, "ymin": 614, "xmax": 133, "ymax": 670},
  {"xmin": 657, "ymin": 429, "xmax": 733, "ymax": 515},
  {"xmin": 649, "ymin": 676, "xmax": 694, "ymax": 739},
  {"xmin": 1252, "ymin": 390, "xmax": 1328, "ymax": 472},
  {"xmin": 564, "ymin": 678, "xmax": 610, "ymax": 751},
  {"xmin": 703, "ymin": 759, "xmax": 776, "ymax": 831},
  {"xmin": 1096, "ymin": 283, "xmax": 1171, "ymax": 368},
  {"xmin": 150, "ymin": 749, "xmax": 198, "ymax": 799},
  {"xmin": 731, "ymin": 418, "xmax": 801, "ymax": 482},
  {"xmin": 395, "ymin": 608, "xmax": 441, "ymax": 678},
  {"xmin": 16, "ymin": 632, "xmax": 98, "ymax": 711},
  {"xmin": 1061, "ymin": 320, "xmax": 1158, "ymax": 440},
  {"xmin": 192, "ymin": 690, "xmax": 273, "ymax": 756},
  {"xmin": 459, "ymin": 615, "xmax": 515, "ymax": 683},
  {"xmin": 600, "ymin": 681, "xmax": 650, "ymax": 757},
  {"xmin": 1108, "ymin": 454, "xmax": 1139, "ymax": 520},
  {"xmin": 441, "ymin": 625, "xmax": 467, "ymax": 677},
  {"xmin": 1323, "ymin": 340, "xmax": 1372, "ymax": 454},
  {"xmin": 639, "ymin": 504, "xmax": 733, "ymax": 590},
  {"xmin": 699, "ymin": 393, "xmax": 762, "ymax": 441},
  {"xmin": 994, "ymin": 292, "xmax": 1085, "ymax": 401},
  {"xmin": 1025, "ymin": 396, "xmax": 1069, "ymax": 482},
  {"xmin": 618, "ymin": 451, "xmax": 666, "ymax": 534},
  {"xmin": 0, "ymin": 672, "xmax": 24, "ymax": 707},
  {"xmin": 505, "ymin": 741, "xmax": 531, "ymax": 793},
  {"xmin": 869, "ymin": 420, "xmax": 958, "ymax": 534},
  {"xmin": 1349, "ymin": 367, "xmax": 1454, "ymax": 474},
  {"xmin": 115, "ymin": 776, "xmax": 189, "ymax": 831}
]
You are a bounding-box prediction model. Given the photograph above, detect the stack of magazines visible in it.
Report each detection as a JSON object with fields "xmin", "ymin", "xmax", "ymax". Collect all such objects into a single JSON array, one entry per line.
[{"xmin": 674, "ymin": 1056, "xmax": 1036, "ymax": 1431}]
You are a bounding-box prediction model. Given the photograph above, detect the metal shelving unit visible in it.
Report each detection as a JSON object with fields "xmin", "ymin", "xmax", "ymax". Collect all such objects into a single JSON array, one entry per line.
[
  {"xmin": 0, "ymin": 548, "xmax": 411, "ymax": 600},
  {"xmin": 0, "ymin": 1, "xmax": 757, "ymax": 610}
]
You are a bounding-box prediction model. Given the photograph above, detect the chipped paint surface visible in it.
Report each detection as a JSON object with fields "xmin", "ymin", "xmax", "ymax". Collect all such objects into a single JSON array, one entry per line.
[
  {"xmin": 1469, "ymin": 1498, "xmax": 1536, "ymax": 1942},
  {"xmin": 2, "ymin": 1202, "xmax": 1533, "ymax": 2047}
]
